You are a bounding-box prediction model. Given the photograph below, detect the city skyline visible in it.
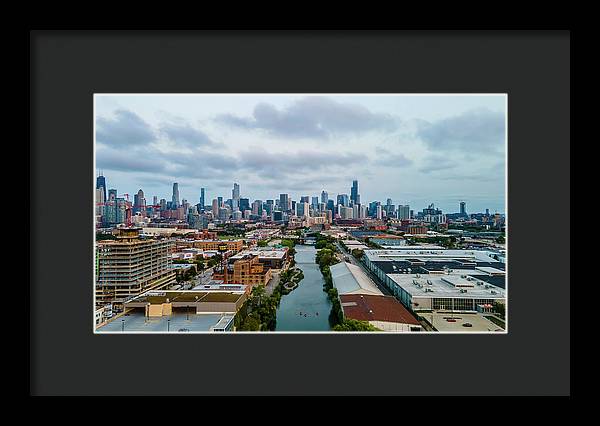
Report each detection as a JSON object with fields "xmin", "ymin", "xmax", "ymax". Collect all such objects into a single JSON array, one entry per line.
[
  {"xmin": 95, "ymin": 94, "xmax": 506, "ymax": 213},
  {"xmin": 95, "ymin": 172, "xmax": 500, "ymax": 216}
]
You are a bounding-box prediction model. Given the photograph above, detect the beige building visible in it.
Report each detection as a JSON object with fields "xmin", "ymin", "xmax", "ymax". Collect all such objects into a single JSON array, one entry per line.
[{"xmin": 95, "ymin": 228, "xmax": 176, "ymax": 309}]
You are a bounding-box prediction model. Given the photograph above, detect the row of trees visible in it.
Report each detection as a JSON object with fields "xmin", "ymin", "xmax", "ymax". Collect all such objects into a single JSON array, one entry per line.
[{"xmin": 234, "ymin": 251, "xmax": 302, "ymax": 331}]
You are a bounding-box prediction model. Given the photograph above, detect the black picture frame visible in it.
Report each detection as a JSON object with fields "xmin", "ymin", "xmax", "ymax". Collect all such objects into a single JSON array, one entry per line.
[{"xmin": 30, "ymin": 30, "xmax": 571, "ymax": 396}]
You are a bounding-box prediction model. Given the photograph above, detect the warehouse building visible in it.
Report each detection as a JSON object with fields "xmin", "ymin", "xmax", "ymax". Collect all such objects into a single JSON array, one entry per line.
[
  {"xmin": 362, "ymin": 249, "xmax": 506, "ymax": 313},
  {"xmin": 340, "ymin": 294, "xmax": 422, "ymax": 332}
]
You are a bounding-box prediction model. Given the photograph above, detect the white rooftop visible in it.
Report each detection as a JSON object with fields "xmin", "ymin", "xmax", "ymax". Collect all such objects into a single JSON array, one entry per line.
[
  {"xmin": 387, "ymin": 273, "xmax": 505, "ymax": 300},
  {"xmin": 364, "ymin": 248, "xmax": 502, "ymax": 263},
  {"xmin": 330, "ymin": 262, "xmax": 383, "ymax": 296}
]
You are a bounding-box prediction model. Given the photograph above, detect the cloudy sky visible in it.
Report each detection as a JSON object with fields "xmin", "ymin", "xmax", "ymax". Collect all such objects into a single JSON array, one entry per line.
[{"xmin": 95, "ymin": 94, "xmax": 506, "ymax": 214}]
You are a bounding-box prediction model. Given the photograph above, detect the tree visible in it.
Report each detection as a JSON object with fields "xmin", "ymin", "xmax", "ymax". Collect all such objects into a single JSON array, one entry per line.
[
  {"xmin": 351, "ymin": 248, "xmax": 364, "ymax": 260},
  {"xmin": 333, "ymin": 319, "xmax": 380, "ymax": 331},
  {"xmin": 493, "ymin": 301, "xmax": 506, "ymax": 317},
  {"xmin": 257, "ymin": 240, "xmax": 268, "ymax": 247},
  {"xmin": 239, "ymin": 315, "xmax": 261, "ymax": 331}
]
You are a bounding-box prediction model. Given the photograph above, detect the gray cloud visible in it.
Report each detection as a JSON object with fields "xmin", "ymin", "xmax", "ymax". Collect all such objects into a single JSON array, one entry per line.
[
  {"xmin": 373, "ymin": 147, "xmax": 413, "ymax": 167},
  {"xmin": 418, "ymin": 155, "xmax": 457, "ymax": 174},
  {"xmin": 96, "ymin": 109, "xmax": 156, "ymax": 148},
  {"xmin": 158, "ymin": 122, "xmax": 220, "ymax": 148},
  {"xmin": 216, "ymin": 96, "xmax": 399, "ymax": 139},
  {"xmin": 97, "ymin": 147, "xmax": 167, "ymax": 174},
  {"xmin": 417, "ymin": 108, "xmax": 505, "ymax": 153},
  {"xmin": 238, "ymin": 147, "xmax": 363, "ymax": 179}
]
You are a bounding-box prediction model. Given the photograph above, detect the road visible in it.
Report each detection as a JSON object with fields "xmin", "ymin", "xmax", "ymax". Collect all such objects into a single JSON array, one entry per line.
[{"xmin": 191, "ymin": 266, "xmax": 215, "ymax": 289}]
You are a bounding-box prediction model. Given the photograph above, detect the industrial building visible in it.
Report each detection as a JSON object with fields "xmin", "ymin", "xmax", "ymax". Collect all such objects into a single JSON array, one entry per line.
[
  {"xmin": 95, "ymin": 228, "xmax": 176, "ymax": 309},
  {"xmin": 362, "ymin": 249, "xmax": 506, "ymax": 314},
  {"xmin": 339, "ymin": 294, "xmax": 422, "ymax": 332},
  {"xmin": 228, "ymin": 247, "xmax": 289, "ymax": 269},
  {"xmin": 330, "ymin": 262, "xmax": 382, "ymax": 296}
]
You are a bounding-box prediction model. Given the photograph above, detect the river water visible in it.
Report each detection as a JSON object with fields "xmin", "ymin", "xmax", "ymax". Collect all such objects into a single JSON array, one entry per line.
[{"xmin": 275, "ymin": 245, "xmax": 332, "ymax": 331}]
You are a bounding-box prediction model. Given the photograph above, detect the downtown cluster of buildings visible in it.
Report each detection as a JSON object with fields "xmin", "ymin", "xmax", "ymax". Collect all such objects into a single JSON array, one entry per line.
[{"xmin": 95, "ymin": 175, "xmax": 505, "ymax": 233}]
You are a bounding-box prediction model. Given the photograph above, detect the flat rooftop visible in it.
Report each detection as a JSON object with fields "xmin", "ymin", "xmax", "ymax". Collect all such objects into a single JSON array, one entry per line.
[
  {"xmin": 127, "ymin": 290, "xmax": 245, "ymax": 305},
  {"xmin": 364, "ymin": 248, "xmax": 502, "ymax": 263},
  {"xmin": 419, "ymin": 311, "xmax": 505, "ymax": 332},
  {"xmin": 97, "ymin": 311, "xmax": 234, "ymax": 333},
  {"xmin": 387, "ymin": 273, "xmax": 506, "ymax": 300},
  {"xmin": 340, "ymin": 294, "xmax": 420, "ymax": 325}
]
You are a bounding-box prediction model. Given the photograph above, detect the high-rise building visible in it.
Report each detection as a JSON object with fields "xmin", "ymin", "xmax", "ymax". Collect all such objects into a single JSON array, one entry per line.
[
  {"xmin": 172, "ymin": 183, "xmax": 180, "ymax": 208},
  {"xmin": 95, "ymin": 228, "xmax": 176, "ymax": 309},
  {"xmin": 311, "ymin": 196, "xmax": 319, "ymax": 211},
  {"xmin": 265, "ymin": 200, "xmax": 274, "ymax": 215},
  {"xmin": 485, "ymin": 208, "xmax": 490, "ymax": 216},
  {"xmin": 351, "ymin": 180, "xmax": 359, "ymax": 205},
  {"xmin": 232, "ymin": 183, "xmax": 240, "ymax": 211},
  {"xmin": 298, "ymin": 202, "xmax": 310, "ymax": 218},
  {"xmin": 376, "ymin": 205, "xmax": 383, "ymax": 220},
  {"xmin": 239, "ymin": 198, "xmax": 250, "ymax": 212},
  {"xmin": 212, "ymin": 199, "xmax": 219, "ymax": 217},
  {"xmin": 398, "ymin": 205, "xmax": 410, "ymax": 220},
  {"xmin": 153, "ymin": 196, "xmax": 158, "ymax": 206},
  {"xmin": 337, "ymin": 194, "xmax": 349, "ymax": 207},
  {"xmin": 200, "ymin": 188, "xmax": 205, "ymax": 211},
  {"xmin": 252, "ymin": 200, "xmax": 262, "ymax": 216},
  {"xmin": 218, "ymin": 196, "xmax": 223, "ymax": 207},
  {"xmin": 159, "ymin": 199, "xmax": 167, "ymax": 211},
  {"xmin": 95, "ymin": 188, "xmax": 105, "ymax": 217},
  {"xmin": 108, "ymin": 189, "xmax": 117, "ymax": 201},
  {"xmin": 460, "ymin": 201, "xmax": 466, "ymax": 216},
  {"xmin": 279, "ymin": 194, "xmax": 289, "ymax": 212},
  {"xmin": 321, "ymin": 191, "xmax": 328, "ymax": 205},
  {"xmin": 134, "ymin": 189, "xmax": 145, "ymax": 211},
  {"xmin": 300, "ymin": 196, "xmax": 309, "ymax": 203},
  {"xmin": 96, "ymin": 174, "xmax": 107, "ymax": 205}
]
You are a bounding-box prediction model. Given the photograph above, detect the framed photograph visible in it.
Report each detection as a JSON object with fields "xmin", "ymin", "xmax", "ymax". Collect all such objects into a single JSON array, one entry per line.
[
  {"xmin": 30, "ymin": 30, "xmax": 570, "ymax": 397},
  {"xmin": 93, "ymin": 93, "xmax": 507, "ymax": 334}
]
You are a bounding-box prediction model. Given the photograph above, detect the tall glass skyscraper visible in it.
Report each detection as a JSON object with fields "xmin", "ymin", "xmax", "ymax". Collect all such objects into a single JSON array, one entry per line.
[
  {"xmin": 321, "ymin": 191, "xmax": 328, "ymax": 205},
  {"xmin": 96, "ymin": 174, "xmax": 107, "ymax": 204},
  {"xmin": 232, "ymin": 183, "xmax": 240, "ymax": 211},
  {"xmin": 350, "ymin": 180, "xmax": 359, "ymax": 205},
  {"xmin": 200, "ymin": 188, "xmax": 205, "ymax": 210},
  {"xmin": 172, "ymin": 183, "xmax": 180, "ymax": 208}
]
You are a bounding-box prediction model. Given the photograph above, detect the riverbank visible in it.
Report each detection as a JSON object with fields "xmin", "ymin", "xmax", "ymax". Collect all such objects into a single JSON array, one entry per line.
[{"xmin": 274, "ymin": 245, "xmax": 332, "ymax": 331}]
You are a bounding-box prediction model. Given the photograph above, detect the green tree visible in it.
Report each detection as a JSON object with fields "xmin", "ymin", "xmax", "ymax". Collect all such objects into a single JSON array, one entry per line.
[
  {"xmin": 493, "ymin": 301, "xmax": 506, "ymax": 318},
  {"xmin": 333, "ymin": 319, "xmax": 380, "ymax": 331}
]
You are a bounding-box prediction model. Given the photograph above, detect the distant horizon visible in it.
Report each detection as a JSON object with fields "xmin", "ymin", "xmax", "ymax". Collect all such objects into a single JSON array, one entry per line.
[
  {"xmin": 95, "ymin": 94, "xmax": 506, "ymax": 214},
  {"xmin": 96, "ymin": 172, "xmax": 504, "ymax": 215}
]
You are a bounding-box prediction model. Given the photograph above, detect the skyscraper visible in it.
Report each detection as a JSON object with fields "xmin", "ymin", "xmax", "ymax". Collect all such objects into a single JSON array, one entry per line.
[
  {"xmin": 279, "ymin": 194, "xmax": 289, "ymax": 212},
  {"xmin": 321, "ymin": 191, "xmax": 328, "ymax": 205},
  {"xmin": 232, "ymin": 183, "xmax": 240, "ymax": 211},
  {"xmin": 200, "ymin": 188, "xmax": 205, "ymax": 211},
  {"xmin": 172, "ymin": 183, "xmax": 180, "ymax": 208},
  {"xmin": 311, "ymin": 196, "xmax": 319, "ymax": 210},
  {"xmin": 460, "ymin": 201, "xmax": 466, "ymax": 216},
  {"xmin": 337, "ymin": 194, "xmax": 349, "ymax": 207},
  {"xmin": 212, "ymin": 199, "xmax": 219, "ymax": 217},
  {"xmin": 350, "ymin": 180, "xmax": 359, "ymax": 205},
  {"xmin": 96, "ymin": 174, "xmax": 107, "ymax": 205}
]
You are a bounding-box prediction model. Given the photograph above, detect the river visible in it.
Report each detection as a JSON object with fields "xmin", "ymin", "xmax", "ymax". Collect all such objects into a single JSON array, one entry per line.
[{"xmin": 275, "ymin": 245, "xmax": 332, "ymax": 331}]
